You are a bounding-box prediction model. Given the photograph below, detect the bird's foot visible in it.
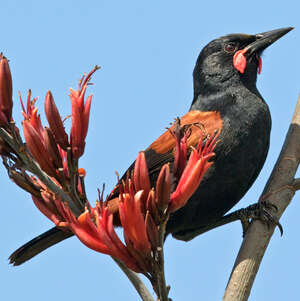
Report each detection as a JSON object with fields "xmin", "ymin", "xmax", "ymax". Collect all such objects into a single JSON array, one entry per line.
[{"xmin": 234, "ymin": 201, "xmax": 283, "ymax": 237}]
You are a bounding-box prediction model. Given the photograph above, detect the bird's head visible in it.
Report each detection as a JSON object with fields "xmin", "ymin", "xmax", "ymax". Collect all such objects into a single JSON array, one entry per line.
[{"xmin": 193, "ymin": 27, "xmax": 293, "ymax": 97}]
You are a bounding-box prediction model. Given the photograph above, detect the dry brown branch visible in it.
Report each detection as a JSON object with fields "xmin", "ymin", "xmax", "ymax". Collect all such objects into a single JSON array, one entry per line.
[{"xmin": 223, "ymin": 95, "xmax": 300, "ymax": 301}]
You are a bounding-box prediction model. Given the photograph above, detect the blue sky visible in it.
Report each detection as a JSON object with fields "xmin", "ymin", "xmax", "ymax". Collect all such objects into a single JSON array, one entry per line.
[{"xmin": 1, "ymin": 1, "xmax": 299, "ymax": 300}]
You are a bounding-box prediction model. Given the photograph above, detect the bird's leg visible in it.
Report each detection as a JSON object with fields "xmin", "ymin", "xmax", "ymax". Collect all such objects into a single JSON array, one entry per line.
[{"xmin": 172, "ymin": 201, "xmax": 282, "ymax": 241}]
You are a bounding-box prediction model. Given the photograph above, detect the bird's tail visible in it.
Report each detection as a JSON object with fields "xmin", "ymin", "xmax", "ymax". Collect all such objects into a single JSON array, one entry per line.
[{"xmin": 9, "ymin": 227, "xmax": 73, "ymax": 266}]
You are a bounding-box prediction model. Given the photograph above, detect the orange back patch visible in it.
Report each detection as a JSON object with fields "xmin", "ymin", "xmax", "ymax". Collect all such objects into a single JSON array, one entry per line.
[{"xmin": 149, "ymin": 111, "xmax": 222, "ymax": 154}]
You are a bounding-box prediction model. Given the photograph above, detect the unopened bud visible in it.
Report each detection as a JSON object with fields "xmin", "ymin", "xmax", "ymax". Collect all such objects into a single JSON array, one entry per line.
[
  {"xmin": 44, "ymin": 91, "xmax": 69, "ymax": 149},
  {"xmin": 0, "ymin": 54, "xmax": 13, "ymax": 125}
]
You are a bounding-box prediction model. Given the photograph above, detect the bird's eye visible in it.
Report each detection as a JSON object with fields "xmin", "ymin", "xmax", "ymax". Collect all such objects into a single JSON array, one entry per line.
[{"xmin": 224, "ymin": 43, "xmax": 237, "ymax": 53}]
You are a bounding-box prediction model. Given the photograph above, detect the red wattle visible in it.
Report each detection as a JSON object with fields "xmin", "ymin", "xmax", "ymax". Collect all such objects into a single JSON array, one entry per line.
[
  {"xmin": 233, "ymin": 50, "xmax": 247, "ymax": 74},
  {"xmin": 258, "ymin": 57, "xmax": 262, "ymax": 74}
]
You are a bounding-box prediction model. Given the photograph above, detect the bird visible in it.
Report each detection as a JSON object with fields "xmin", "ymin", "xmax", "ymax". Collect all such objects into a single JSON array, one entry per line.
[{"xmin": 9, "ymin": 27, "xmax": 293, "ymax": 266}]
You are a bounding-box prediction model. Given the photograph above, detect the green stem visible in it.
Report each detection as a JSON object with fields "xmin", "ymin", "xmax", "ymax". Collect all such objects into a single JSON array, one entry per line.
[
  {"xmin": 114, "ymin": 258, "xmax": 154, "ymax": 301},
  {"xmin": 155, "ymin": 215, "xmax": 169, "ymax": 301}
]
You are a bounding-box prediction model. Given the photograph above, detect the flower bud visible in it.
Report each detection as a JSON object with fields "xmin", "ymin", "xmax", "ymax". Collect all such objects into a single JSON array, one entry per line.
[
  {"xmin": 133, "ymin": 151, "xmax": 151, "ymax": 195},
  {"xmin": 23, "ymin": 120, "xmax": 57, "ymax": 176},
  {"xmin": 0, "ymin": 54, "xmax": 13, "ymax": 125},
  {"xmin": 44, "ymin": 91, "xmax": 69, "ymax": 149},
  {"xmin": 155, "ymin": 164, "xmax": 171, "ymax": 212}
]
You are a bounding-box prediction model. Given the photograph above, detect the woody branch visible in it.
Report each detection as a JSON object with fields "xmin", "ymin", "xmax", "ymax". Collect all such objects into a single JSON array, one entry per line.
[{"xmin": 223, "ymin": 95, "xmax": 300, "ymax": 301}]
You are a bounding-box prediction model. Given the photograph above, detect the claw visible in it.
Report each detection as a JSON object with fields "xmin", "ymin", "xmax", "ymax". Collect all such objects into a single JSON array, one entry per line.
[
  {"xmin": 260, "ymin": 200, "xmax": 278, "ymax": 213},
  {"xmin": 258, "ymin": 202, "xmax": 283, "ymax": 236},
  {"xmin": 235, "ymin": 201, "xmax": 283, "ymax": 236}
]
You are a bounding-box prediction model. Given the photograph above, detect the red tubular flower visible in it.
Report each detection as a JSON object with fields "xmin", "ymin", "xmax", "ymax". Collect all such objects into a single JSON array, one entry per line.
[
  {"xmin": 169, "ymin": 132, "xmax": 219, "ymax": 212},
  {"xmin": 133, "ymin": 152, "xmax": 151, "ymax": 196},
  {"xmin": 29, "ymin": 176, "xmax": 68, "ymax": 228},
  {"xmin": 44, "ymin": 91, "xmax": 69, "ymax": 150},
  {"xmin": 57, "ymin": 201, "xmax": 143, "ymax": 272},
  {"xmin": 65, "ymin": 207, "xmax": 110, "ymax": 255},
  {"xmin": 0, "ymin": 54, "xmax": 13, "ymax": 125},
  {"xmin": 58, "ymin": 146, "xmax": 69, "ymax": 178},
  {"xmin": 70, "ymin": 66, "xmax": 99, "ymax": 158},
  {"xmin": 172, "ymin": 120, "xmax": 190, "ymax": 181},
  {"xmin": 23, "ymin": 120, "xmax": 57, "ymax": 176},
  {"xmin": 32, "ymin": 196, "xmax": 67, "ymax": 228},
  {"xmin": 119, "ymin": 189, "xmax": 151, "ymax": 255},
  {"xmin": 155, "ymin": 164, "xmax": 171, "ymax": 212},
  {"xmin": 20, "ymin": 90, "xmax": 44, "ymax": 136},
  {"xmin": 146, "ymin": 189, "xmax": 160, "ymax": 224},
  {"xmin": 44, "ymin": 127, "xmax": 63, "ymax": 170},
  {"xmin": 145, "ymin": 211, "xmax": 159, "ymax": 250}
]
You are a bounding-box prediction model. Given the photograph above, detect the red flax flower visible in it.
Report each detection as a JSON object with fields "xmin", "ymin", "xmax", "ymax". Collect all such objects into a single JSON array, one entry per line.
[
  {"xmin": 20, "ymin": 90, "xmax": 43, "ymax": 135},
  {"xmin": 169, "ymin": 132, "xmax": 219, "ymax": 212},
  {"xmin": 44, "ymin": 91, "xmax": 69, "ymax": 150},
  {"xmin": 21, "ymin": 91, "xmax": 62, "ymax": 177},
  {"xmin": 30, "ymin": 176, "xmax": 69, "ymax": 229},
  {"xmin": 58, "ymin": 199, "xmax": 144, "ymax": 273},
  {"xmin": 155, "ymin": 163, "xmax": 171, "ymax": 213},
  {"xmin": 119, "ymin": 186, "xmax": 151, "ymax": 255},
  {"xmin": 171, "ymin": 119, "xmax": 190, "ymax": 181},
  {"xmin": 32, "ymin": 196, "xmax": 67, "ymax": 229},
  {"xmin": 69, "ymin": 66, "xmax": 99, "ymax": 158},
  {"xmin": 0, "ymin": 54, "xmax": 13, "ymax": 125}
]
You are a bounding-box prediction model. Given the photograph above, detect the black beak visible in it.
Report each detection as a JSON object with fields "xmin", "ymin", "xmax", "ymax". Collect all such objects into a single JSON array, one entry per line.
[{"xmin": 244, "ymin": 27, "xmax": 294, "ymax": 56}]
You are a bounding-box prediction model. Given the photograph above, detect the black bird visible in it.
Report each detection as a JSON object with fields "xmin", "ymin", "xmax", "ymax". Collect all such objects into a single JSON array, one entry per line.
[{"xmin": 9, "ymin": 27, "xmax": 293, "ymax": 265}]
